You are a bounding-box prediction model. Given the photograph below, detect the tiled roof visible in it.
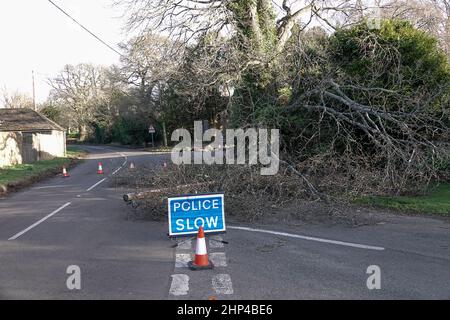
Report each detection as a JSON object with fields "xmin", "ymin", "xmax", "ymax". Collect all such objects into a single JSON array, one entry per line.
[{"xmin": 0, "ymin": 108, "xmax": 64, "ymax": 132}]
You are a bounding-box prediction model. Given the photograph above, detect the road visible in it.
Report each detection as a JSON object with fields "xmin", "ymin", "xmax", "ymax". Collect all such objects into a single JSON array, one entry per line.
[{"xmin": 0, "ymin": 145, "xmax": 449, "ymax": 299}]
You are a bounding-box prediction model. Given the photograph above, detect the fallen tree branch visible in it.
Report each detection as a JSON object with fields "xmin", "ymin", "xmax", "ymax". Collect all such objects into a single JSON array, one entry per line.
[
  {"xmin": 278, "ymin": 158, "xmax": 329, "ymax": 204},
  {"xmin": 123, "ymin": 181, "xmax": 216, "ymax": 202}
]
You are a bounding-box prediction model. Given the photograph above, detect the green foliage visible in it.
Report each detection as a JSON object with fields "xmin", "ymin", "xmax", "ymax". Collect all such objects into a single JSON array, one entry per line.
[
  {"xmin": 110, "ymin": 116, "xmax": 150, "ymax": 145},
  {"xmin": 162, "ymin": 85, "xmax": 228, "ymax": 136},
  {"xmin": 67, "ymin": 132, "xmax": 80, "ymax": 139},
  {"xmin": 91, "ymin": 121, "xmax": 111, "ymax": 144},
  {"xmin": 330, "ymin": 19, "xmax": 450, "ymax": 95},
  {"xmin": 39, "ymin": 104, "xmax": 61, "ymax": 123},
  {"xmin": 227, "ymin": 0, "xmax": 277, "ymax": 53}
]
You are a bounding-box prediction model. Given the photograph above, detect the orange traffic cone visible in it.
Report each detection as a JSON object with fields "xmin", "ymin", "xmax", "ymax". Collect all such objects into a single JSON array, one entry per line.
[
  {"xmin": 188, "ymin": 227, "xmax": 214, "ymax": 270},
  {"xmin": 97, "ymin": 162, "xmax": 104, "ymax": 175},
  {"xmin": 62, "ymin": 166, "xmax": 70, "ymax": 178}
]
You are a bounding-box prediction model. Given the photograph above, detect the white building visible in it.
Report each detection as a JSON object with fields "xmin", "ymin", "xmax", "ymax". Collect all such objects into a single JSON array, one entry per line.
[{"xmin": 0, "ymin": 108, "xmax": 66, "ymax": 167}]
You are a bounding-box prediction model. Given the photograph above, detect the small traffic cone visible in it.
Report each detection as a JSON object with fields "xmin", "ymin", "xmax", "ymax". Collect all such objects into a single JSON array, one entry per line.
[
  {"xmin": 97, "ymin": 162, "xmax": 104, "ymax": 175},
  {"xmin": 129, "ymin": 162, "xmax": 135, "ymax": 171},
  {"xmin": 188, "ymin": 227, "xmax": 214, "ymax": 270},
  {"xmin": 62, "ymin": 166, "xmax": 70, "ymax": 178}
]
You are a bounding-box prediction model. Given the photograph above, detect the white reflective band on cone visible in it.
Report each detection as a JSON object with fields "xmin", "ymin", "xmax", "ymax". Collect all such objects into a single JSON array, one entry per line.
[{"xmin": 196, "ymin": 237, "xmax": 207, "ymax": 255}]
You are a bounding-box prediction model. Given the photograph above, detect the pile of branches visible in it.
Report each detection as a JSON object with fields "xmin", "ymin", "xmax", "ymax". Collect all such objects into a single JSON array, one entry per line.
[
  {"xmin": 281, "ymin": 21, "xmax": 450, "ymax": 195},
  {"xmin": 288, "ymin": 79, "xmax": 450, "ymax": 195},
  {"xmin": 115, "ymin": 161, "xmax": 319, "ymax": 221}
]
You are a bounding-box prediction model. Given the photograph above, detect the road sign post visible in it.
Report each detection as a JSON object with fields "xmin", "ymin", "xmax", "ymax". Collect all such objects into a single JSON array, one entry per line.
[
  {"xmin": 148, "ymin": 125, "xmax": 156, "ymax": 147},
  {"xmin": 168, "ymin": 193, "xmax": 226, "ymax": 237}
]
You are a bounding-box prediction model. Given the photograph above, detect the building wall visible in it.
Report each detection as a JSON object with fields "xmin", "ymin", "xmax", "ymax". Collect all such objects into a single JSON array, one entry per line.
[
  {"xmin": 0, "ymin": 130, "xmax": 65, "ymax": 167},
  {"xmin": 0, "ymin": 131, "xmax": 23, "ymax": 167},
  {"xmin": 34, "ymin": 130, "xmax": 66, "ymax": 160}
]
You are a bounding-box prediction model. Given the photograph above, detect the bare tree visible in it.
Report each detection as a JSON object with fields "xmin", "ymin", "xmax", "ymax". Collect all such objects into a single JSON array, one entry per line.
[
  {"xmin": 115, "ymin": 1, "xmax": 375, "ymax": 59},
  {"xmin": 48, "ymin": 64, "xmax": 110, "ymax": 140},
  {"xmin": 0, "ymin": 87, "xmax": 34, "ymax": 109},
  {"xmin": 377, "ymin": 0, "xmax": 450, "ymax": 56},
  {"xmin": 119, "ymin": 34, "xmax": 182, "ymax": 109}
]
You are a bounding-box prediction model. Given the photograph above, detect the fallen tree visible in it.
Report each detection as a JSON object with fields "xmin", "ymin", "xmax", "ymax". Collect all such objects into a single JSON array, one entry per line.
[{"xmin": 123, "ymin": 181, "xmax": 216, "ymax": 202}]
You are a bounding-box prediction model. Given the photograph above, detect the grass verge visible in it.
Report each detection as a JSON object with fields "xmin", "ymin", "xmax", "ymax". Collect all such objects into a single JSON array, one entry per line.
[
  {"xmin": 0, "ymin": 145, "xmax": 86, "ymax": 194},
  {"xmin": 356, "ymin": 183, "xmax": 450, "ymax": 215},
  {"xmin": 66, "ymin": 145, "xmax": 86, "ymax": 158}
]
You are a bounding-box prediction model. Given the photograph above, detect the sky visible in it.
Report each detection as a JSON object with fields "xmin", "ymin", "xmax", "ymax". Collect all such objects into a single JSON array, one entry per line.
[{"xmin": 0, "ymin": 0, "xmax": 126, "ymax": 103}]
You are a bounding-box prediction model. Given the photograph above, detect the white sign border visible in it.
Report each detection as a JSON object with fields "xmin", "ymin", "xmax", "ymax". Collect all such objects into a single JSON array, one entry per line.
[{"xmin": 168, "ymin": 193, "xmax": 226, "ymax": 237}]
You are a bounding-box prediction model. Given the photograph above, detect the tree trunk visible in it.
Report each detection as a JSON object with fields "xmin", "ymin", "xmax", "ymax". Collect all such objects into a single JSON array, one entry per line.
[
  {"xmin": 162, "ymin": 121, "xmax": 168, "ymax": 147},
  {"xmin": 79, "ymin": 125, "xmax": 88, "ymax": 141}
]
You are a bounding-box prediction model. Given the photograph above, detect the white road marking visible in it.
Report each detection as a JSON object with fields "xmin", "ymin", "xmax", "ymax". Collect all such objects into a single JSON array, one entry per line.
[
  {"xmin": 209, "ymin": 235, "xmax": 224, "ymax": 248},
  {"xmin": 120, "ymin": 153, "xmax": 127, "ymax": 166},
  {"xmin": 86, "ymin": 178, "xmax": 107, "ymax": 192},
  {"xmin": 169, "ymin": 274, "xmax": 189, "ymax": 296},
  {"xmin": 171, "ymin": 249, "xmax": 192, "ymax": 295},
  {"xmin": 112, "ymin": 154, "xmax": 128, "ymax": 175},
  {"xmin": 175, "ymin": 253, "xmax": 192, "ymax": 268},
  {"xmin": 212, "ymin": 274, "xmax": 234, "ymax": 295},
  {"xmin": 33, "ymin": 185, "xmax": 72, "ymax": 190},
  {"xmin": 171, "ymin": 237, "xmax": 233, "ymax": 297},
  {"xmin": 228, "ymin": 226, "xmax": 385, "ymax": 251},
  {"xmin": 210, "ymin": 252, "xmax": 227, "ymax": 267},
  {"xmin": 8, "ymin": 202, "xmax": 72, "ymax": 240}
]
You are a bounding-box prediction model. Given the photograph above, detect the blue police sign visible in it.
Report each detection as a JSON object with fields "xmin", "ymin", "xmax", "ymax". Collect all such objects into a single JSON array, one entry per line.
[{"xmin": 168, "ymin": 193, "xmax": 225, "ymax": 236}]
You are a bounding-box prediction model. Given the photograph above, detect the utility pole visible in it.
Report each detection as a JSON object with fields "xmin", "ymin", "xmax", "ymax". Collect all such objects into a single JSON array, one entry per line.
[{"xmin": 32, "ymin": 70, "xmax": 36, "ymax": 111}]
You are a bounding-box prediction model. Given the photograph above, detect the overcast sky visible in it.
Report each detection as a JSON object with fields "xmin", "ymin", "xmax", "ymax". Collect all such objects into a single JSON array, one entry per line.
[{"xmin": 0, "ymin": 0, "xmax": 125, "ymax": 103}]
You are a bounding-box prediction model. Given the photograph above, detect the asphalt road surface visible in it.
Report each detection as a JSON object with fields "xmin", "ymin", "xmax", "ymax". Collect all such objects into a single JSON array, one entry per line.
[{"xmin": 0, "ymin": 145, "xmax": 449, "ymax": 299}]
